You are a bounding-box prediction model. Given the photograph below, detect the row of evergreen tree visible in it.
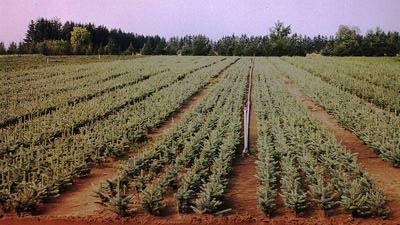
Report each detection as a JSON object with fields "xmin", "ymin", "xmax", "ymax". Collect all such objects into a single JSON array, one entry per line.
[{"xmin": 1, "ymin": 18, "xmax": 399, "ymax": 56}]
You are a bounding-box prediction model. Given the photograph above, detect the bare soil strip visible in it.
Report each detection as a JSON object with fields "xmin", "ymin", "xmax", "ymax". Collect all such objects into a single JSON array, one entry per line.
[
  {"xmin": 2, "ymin": 58, "xmax": 398, "ymax": 225},
  {"xmin": 225, "ymin": 59, "xmax": 261, "ymax": 217},
  {"xmin": 36, "ymin": 58, "xmax": 239, "ymax": 218},
  {"xmin": 1, "ymin": 58, "xmax": 221, "ymax": 129},
  {"xmin": 282, "ymin": 77, "xmax": 400, "ymax": 221},
  {"xmin": 147, "ymin": 57, "xmax": 239, "ymax": 139},
  {"xmin": 40, "ymin": 167, "xmax": 117, "ymax": 216},
  {"xmin": 280, "ymin": 59, "xmax": 399, "ymax": 116}
]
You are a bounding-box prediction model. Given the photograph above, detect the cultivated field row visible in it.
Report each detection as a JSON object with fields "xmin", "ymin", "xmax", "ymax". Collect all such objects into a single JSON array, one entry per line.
[
  {"xmin": 0, "ymin": 56, "xmax": 238, "ymax": 214},
  {"xmin": 271, "ymin": 58, "xmax": 400, "ymax": 167},
  {"xmin": 0, "ymin": 57, "xmax": 224, "ymax": 125},
  {"xmin": 255, "ymin": 59, "xmax": 388, "ymax": 217},
  {"xmin": 0, "ymin": 57, "xmax": 228, "ymax": 149},
  {"xmin": 1, "ymin": 56, "xmax": 399, "ymax": 224},
  {"xmin": 283, "ymin": 56, "xmax": 400, "ymax": 113},
  {"xmin": 93, "ymin": 58, "xmax": 248, "ymax": 215}
]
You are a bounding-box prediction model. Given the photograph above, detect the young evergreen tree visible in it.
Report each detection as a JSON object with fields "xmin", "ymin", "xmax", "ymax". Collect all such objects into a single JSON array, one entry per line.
[
  {"xmin": 97, "ymin": 43, "xmax": 104, "ymax": 55},
  {"xmin": 180, "ymin": 44, "xmax": 192, "ymax": 55},
  {"xmin": 0, "ymin": 42, "xmax": 6, "ymax": 54},
  {"xmin": 126, "ymin": 42, "xmax": 135, "ymax": 55},
  {"xmin": 269, "ymin": 21, "xmax": 292, "ymax": 56},
  {"xmin": 165, "ymin": 37, "xmax": 180, "ymax": 55},
  {"xmin": 140, "ymin": 40, "xmax": 153, "ymax": 55},
  {"xmin": 7, "ymin": 42, "xmax": 18, "ymax": 54},
  {"xmin": 192, "ymin": 35, "xmax": 211, "ymax": 55},
  {"xmin": 85, "ymin": 43, "xmax": 93, "ymax": 55},
  {"xmin": 104, "ymin": 39, "xmax": 120, "ymax": 54},
  {"xmin": 153, "ymin": 40, "xmax": 166, "ymax": 55}
]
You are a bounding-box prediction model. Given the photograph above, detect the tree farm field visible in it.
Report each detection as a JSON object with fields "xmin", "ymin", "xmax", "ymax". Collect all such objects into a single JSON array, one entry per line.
[{"xmin": 1, "ymin": 55, "xmax": 400, "ymax": 225}]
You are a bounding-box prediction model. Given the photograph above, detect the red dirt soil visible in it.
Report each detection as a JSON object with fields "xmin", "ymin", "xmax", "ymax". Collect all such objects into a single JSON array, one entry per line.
[
  {"xmin": 282, "ymin": 77, "xmax": 400, "ymax": 223},
  {"xmin": 39, "ymin": 167, "xmax": 117, "ymax": 217},
  {"xmin": 224, "ymin": 61, "xmax": 261, "ymax": 218},
  {"xmin": 39, "ymin": 75, "xmax": 213, "ymax": 218},
  {"xmin": 0, "ymin": 60, "xmax": 239, "ymax": 225},
  {"xmin": 1, "ymin": 213, "xmax": 385, "ymax": 225},
  {"xmin": 147, "ymin": 86, "xmax": 208, "ymax": 138},
  {"xmin": 3, "ymin": 60, "xmax": 400, "ymax": 224}
]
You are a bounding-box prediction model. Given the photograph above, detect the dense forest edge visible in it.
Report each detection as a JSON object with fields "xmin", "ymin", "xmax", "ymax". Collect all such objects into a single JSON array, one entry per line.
[{"xmin": 1, "ymin": 18, "xmax": 400, "ymax": 56}]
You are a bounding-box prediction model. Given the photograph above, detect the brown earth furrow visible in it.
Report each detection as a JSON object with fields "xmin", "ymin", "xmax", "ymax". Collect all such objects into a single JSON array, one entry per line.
[
  {"xmin": 37, "ymin": 90, "xmax": 207, "ymax": 217},
  {"xmin": 3, "ymin": 57, "xmax": 400, "ymax": 225},
  {"xmin": 282, "ymin": 77, "xmax": 400, "ymax": 221},
  {"xmin": 34, "ymin": 58, "xmax": 239, "ymax": 218},
  {"xmin": 37, "ymin": 86, "xmax": 209, "ymax": 217},
  {"xmin": 225, "ymin": 58, "xmax": 261, "ymax": 217},
  {"xmin": 41, "ymin": 167, "xmax": 117, "ymax": 217}
]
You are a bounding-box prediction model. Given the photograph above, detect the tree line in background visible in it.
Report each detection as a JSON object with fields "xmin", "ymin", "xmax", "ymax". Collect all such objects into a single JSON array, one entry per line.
[{"xmin": 0, "ymin": 18, "xmax": 399, "ymax": 56}]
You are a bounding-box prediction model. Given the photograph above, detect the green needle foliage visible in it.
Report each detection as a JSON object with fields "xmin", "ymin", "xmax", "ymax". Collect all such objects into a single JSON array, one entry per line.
[
  {"xmin": 253, "ymin": 59, "xmax": 390, "ymax": 218},
  {"xmin": 257, "ymin": 140, "xmax": 278, "ymax": 216},
  {"xmin": 192, "ymin": 176, "xmax": 224, "ymax": 214},
  {"xmin": 280, "ymin": 157, "xmax": 308, "ymax": 214},
  {"xmin": 94, "ymin": 177, "xmax": 133, "ymax": 216},
  {"xmin": 309, "ymin": 175, "xmax": 337, "ymax": 211},
  {"xmin": 140, "ymin": 184, "xmax": 166, "ymax": 216}
]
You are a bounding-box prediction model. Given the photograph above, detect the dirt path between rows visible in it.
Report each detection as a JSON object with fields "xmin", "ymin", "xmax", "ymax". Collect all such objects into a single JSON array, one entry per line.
[
  {"xmin": 2, "ymin": 58, "xmax": 399, "ymax": 225},
  {"xmin": 146, "ymin": 84, "xmax": 207, "ymax": 139},
  {"xmin": 225, "ymin": 59, "xmax": 261, "ymax": 218},
  {"xmin": 34, "ymin": 59, "xmax": 239, "ymax": 218},
  {"xmin": 39, "ymin": 167, "xmax": 117, "ymax": 217},
  {"xmin": 282, "ymin": 77, "xmax": 400, "ymax": 221}
]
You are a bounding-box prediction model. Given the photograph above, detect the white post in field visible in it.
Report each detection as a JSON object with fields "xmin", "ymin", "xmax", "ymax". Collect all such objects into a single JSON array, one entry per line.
[{"xmin": 242, "ymin": 61, "xmax": 253, "ymax": 154}]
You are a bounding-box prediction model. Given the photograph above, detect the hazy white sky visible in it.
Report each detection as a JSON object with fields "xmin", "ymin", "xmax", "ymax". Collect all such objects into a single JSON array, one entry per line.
[{"xmin": 1, "ymin": 0, "xmax": 400, "ymax": 45}]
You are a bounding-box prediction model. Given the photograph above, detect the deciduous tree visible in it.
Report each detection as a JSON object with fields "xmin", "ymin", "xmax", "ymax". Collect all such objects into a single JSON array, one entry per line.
[{"xmin": 70, "ymin": 27, "xmax": 91, "ymax": 54}]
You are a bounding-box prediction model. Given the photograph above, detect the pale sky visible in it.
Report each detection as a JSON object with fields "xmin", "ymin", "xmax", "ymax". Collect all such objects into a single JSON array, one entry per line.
[{"xmin": 1, "ymin": 0, "xmax": 400, "ymax": 45}]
